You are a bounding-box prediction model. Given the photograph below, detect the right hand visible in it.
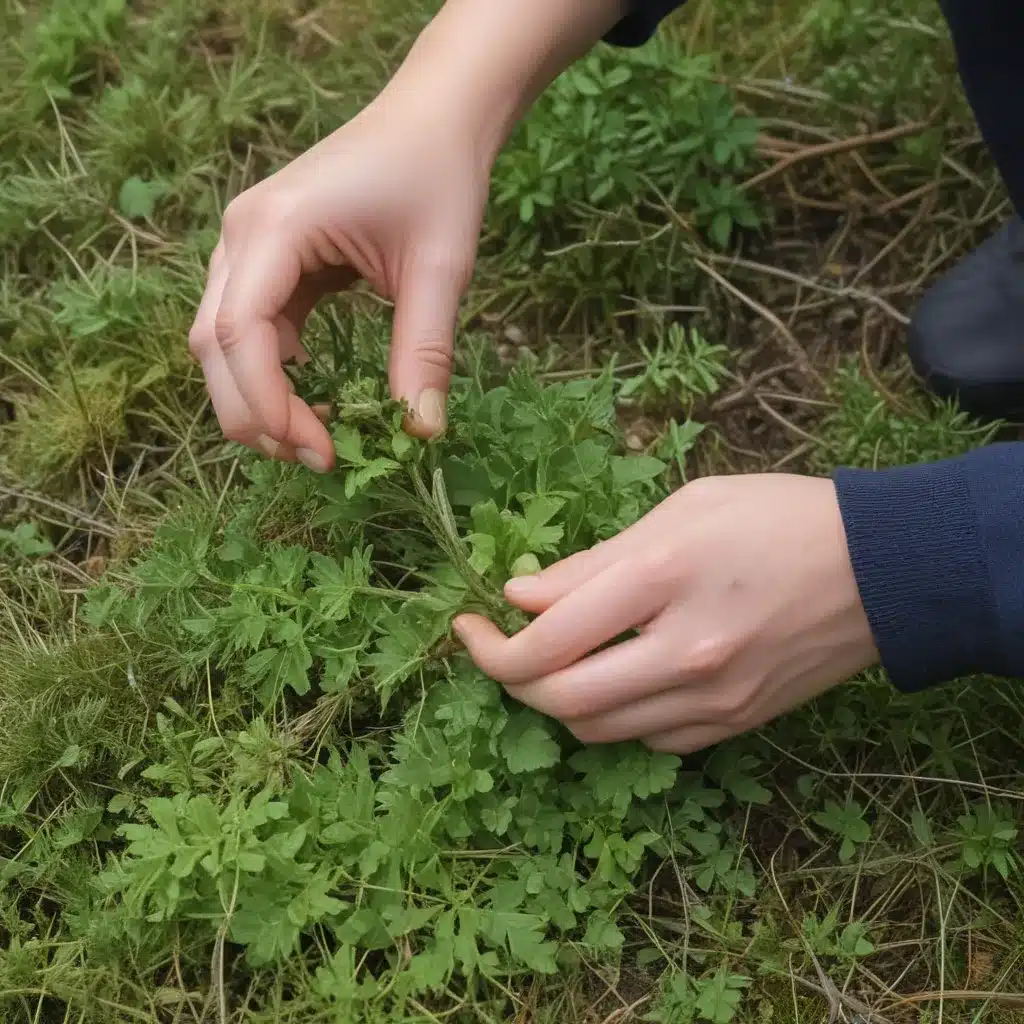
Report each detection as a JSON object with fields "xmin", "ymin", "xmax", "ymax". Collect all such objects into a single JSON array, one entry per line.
[{"xmin": 188, "ymin": 93, "xmax": 490, "ymax": 472}]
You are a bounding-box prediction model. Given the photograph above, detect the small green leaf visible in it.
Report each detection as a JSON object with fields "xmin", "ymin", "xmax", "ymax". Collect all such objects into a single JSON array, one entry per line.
[
  {"xmin": 118, "ymin": 176, "xmax": 168, "ymax": 220},
  {"xmin": 510, "ymin": 552, "xmax": 542, "ymax": 577},
  {"xmin": 391, "ymin": 431, "xmax": 414, "ymax": 460},
  {"xmin": 910, "ymin": 807, "xmax": 934, "ymax": 847},
  {"xmin": 53, "ymin": 744, "xmax": 83, "ymax": 769},
  {"xmin": 612, "ymin": 455, "xmax": 667, "ymax": 488},
  {"xmin": 709, "ymin": 211, "xmax": 733, "ymax": 249}
]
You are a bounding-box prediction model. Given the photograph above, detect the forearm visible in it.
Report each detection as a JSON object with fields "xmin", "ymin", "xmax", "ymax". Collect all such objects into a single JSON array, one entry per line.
[{"xmin": 382, "ymin": 0, "xmax": 627, "ymax": 165}]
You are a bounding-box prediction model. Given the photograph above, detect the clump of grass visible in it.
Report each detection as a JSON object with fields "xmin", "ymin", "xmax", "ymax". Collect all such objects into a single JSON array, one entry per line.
[
  {"xmin": 4, "ymin": 364, "xmax": 130, "ymax": 482},
  {"xmin": 0, "ymin": 631, "xmax": 156, "ymax": 794},
  {"xmin": 813, "ymin": 359, "xmax": 1000, "ymax": 471}
]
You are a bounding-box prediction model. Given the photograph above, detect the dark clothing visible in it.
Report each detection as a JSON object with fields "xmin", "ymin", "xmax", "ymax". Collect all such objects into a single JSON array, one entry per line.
[
  {"xmin": 608, "ymin": 0, "xmax": 1024, "ymax": 692},
  {"xmin": 937, "ymin": 0, "xmax": 1024, "ymax": 214},
  {"xmin": 605, "ymin": 0, "xmax": 683, "ymax": 47}
]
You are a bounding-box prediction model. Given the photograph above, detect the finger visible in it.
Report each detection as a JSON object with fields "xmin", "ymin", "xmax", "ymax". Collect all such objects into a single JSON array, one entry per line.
[
  {"xmin": 197, "ymin": 339, "xmax": 262, "ymax": 449},
  {"xmin": 389, "ymin": 259, "xmax": 465, "ymax": 438},
  {"xmin": 215, "ymin": 240, "xmax": 303, "ymax": 440},
  {"xmin": 454, "ymin": 560, "xmax": 665, "ymax": 687},
  {"xmin": 500, "ymin": 633, "xmax": 681, "ymax": 721},
  {"xmin": 566, "ymin": 681, "xmax": 751, "ymax": 746},
  {"xmin": 504, "ymin": 513, "xmax": 668, "ymax": 615},
  {"xmin": 190, "ymin": 249, "xmax": 293, "ymax": 459},
  {"xmin": 189, "ymin": 242, "xmax": 230, "ymax": 364},
  {"xmin": 504, "ymin": 542, "xmax": 626, "ymax": 615},
  {"xmin": 284, "ymin": 392, "xmax": 334, "ymax": 472},
  {"xmin": 641, "ymin": 722, "xmax": 736, "ymax": 756}
]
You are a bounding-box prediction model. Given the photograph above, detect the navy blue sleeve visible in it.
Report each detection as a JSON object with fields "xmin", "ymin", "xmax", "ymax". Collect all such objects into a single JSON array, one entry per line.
[
  {"xmin": 834, "ymin": 443, "xmax": 1024, "ymax": 692},
  {"xmin": 605, "ymin": 0, "xmax": 686, "ymax": 46}
]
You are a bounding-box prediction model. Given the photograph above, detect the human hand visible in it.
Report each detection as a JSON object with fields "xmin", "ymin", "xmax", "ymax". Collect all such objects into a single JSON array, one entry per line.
[
  {"xmin": 187, "ymin": 87, "xmax": 490, "ymax": 471},
  {"xmin": 187, "ymin": 0, "xmax": 627, "ymax": 473},
  {"xmin": 454, "ymin": 474, "xmax": 879, "ymax": 754}
]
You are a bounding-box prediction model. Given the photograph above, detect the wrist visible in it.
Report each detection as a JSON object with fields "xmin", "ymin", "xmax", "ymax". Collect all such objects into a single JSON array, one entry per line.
[{"xmin": 383, "ymin": 0, "xmax": 627, "ymax": 167}]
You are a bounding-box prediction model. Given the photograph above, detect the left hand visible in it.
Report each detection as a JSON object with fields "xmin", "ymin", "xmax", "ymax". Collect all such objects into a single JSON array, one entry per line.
[{"xmin": 453, "ymin": 474, "xmax": 879, "ymax": 754}]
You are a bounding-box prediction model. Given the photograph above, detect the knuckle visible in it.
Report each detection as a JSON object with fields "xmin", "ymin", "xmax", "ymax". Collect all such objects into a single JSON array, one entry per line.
[
  {"xmin": 224, "ymin": 188, "xmax": 294, "ymax": 237},
  {"xmin": 696, "ymin": 676, "xmax": 761, "ymax": 728},
  {"xmin": 635, "ymin": 551, "xmax": 681, "ymax": 593},
  {"xmin": 680, "ymin": 635, "xmax": 734, "ymax": 680},
  {"xmin": 540, "ymin": 689, "xmax": 589, "ymax": 723},
  {"xmin": 644, "ymin": 733, "xmax": 680, "ymax": 754},
  {"xmin": 414, "ymin": 329, "xmax": 454, "ymax": 373},
  {"xmin": 720, "ymin": 677, "xmax": 762, "ymax": 724},
  {"xmin": 188, "ymin": 322, "xmax": 211, "ymax": 360},
  {"xmin": 221, "ymin": 196, "xmax": 251, "ymax": 237},
  {"xmin": 213, "ymin": 307, "xmax": 240, "ymax": 350}
]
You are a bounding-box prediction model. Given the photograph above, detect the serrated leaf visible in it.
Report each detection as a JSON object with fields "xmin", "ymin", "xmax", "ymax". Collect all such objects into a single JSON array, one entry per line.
[
  {"xmin": 118, "ymin": 176, "xmax": 168, "ymax": 220},
  {"xmin": 500, "ymin": 712, "xmax": 561, "ymax": 774}
]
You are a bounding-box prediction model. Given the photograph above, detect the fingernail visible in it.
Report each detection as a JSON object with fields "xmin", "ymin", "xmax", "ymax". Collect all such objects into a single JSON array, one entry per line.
[
  {"xmin": 505, "ymin": 577, "xmax": 537, "ymax": 597},
  {"xmin": 296, "ymin": 448, "xmax": 328, "ymax": 473},
  {"xmin": 451, "ymin": 619, "xmax": 466, "ymax": 644},
  {"xmin": 257, "ymin": 434, "xmax": 279, "ymax": 458},
  {"xmin": 416, "ymin": 389, "xmax": 447, "ymax": 437}
]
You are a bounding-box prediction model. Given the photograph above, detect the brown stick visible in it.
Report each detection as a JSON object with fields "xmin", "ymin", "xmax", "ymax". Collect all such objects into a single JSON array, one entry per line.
[{"xmin": 742, "ymin": 121, "xmax": 930, "ymax": 192}]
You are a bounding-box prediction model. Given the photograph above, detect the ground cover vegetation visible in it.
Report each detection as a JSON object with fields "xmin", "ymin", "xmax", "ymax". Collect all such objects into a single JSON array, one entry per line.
[{"xmin": 1, "ymin": 0, "xmax": 1022, "ymax": 1021}]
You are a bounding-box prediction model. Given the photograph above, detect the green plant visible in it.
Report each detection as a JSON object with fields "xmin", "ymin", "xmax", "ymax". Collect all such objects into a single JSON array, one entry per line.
[
  {"xmin": 0, "ymin": 522, "xmax": 54, "ymax": 558},
  {"xmin": 2, "ymin": 0, "xmax": 1022, "ymax": 1020},
  {"xmin": 801, "ymin": 909, "xmax": 875, "ymax": 960},
  {"xmin": 811, "ymin": 797, "xmax": 872, "ymax": 862},
  {"xmin": 36, "ymin": 316, "xmax": 763, "ymax": 1015},
  {"xmin": 646, "ymin": 967, "xmax": 751, "ymax": 1024},
  {"xmin": 813, "ymin": 361, "xmax": 1000, "ymax": 471},
  {"xmin": 951, "ymin": 804, "xmax": 1019, "ymax": 881},
  {"xmin": 491, "ymin": 46, "xmax": 761, "ymax": 248},
  {"xmin": 618, "ymin": 322, "xmax": 730, "ymax": 408}
]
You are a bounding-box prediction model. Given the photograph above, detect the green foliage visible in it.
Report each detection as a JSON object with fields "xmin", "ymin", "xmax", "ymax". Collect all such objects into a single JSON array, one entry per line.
[
  {"xmin": 618, "ymin": 323, "xmax": 730, "ymax": 409},
  {"xmin": 646, "ymin": 967, "xmax": 751, "ymax": 1024},
  {"xmin": 493, "ymin": 46, "xmax": 761, "ymax": 249},
  {"xmin": 799, "ymin": 0, "xmax": 956, "ymax": 118},
  {"xmin": 951, "ymin": 804, "xmax": 1019, "ymax": 881},
  {"xmin": 811, "ymin": 798, "xmax": 872, "ymax": 862},
  {"xmin": 0, "ymin": 521, "xmax": 54, "ymax": 558},
  {"xmin": 2, "ymin": 0, "xmax": 1023, "ymax": 1020},
  {"xmin": 814, "ymin": 361, "xmax": 1000, "ymax": 471},
  {"xmin": 117, "ymin": 175, "xmax": 169, "ymax": 220},
  {"xmin": 801, "ymin": 909, "xmax": 875, "ymax": 960},
  {"xmin": 23, "ymin": 0, "xmax": 127, "ymax": 105},
  {"xmin": 3, "ymin": 364, "xmax": 130, "ymax": 480},
  {"xmin": 0, "ymin": 329, "xmax": 788, "ymax": 1019}
]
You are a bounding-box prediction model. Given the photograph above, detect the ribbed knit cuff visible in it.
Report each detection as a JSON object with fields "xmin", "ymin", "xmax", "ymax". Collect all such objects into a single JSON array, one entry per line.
[
  {"xmin": 834, "ymin": 459, "xmax": 1004, "ymax": 692},
  {"xmin": 604, "ymin": 0, "xmax": 685, "ymax": 46}
]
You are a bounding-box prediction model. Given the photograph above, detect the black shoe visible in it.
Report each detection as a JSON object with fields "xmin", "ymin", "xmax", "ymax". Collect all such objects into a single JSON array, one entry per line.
[{"xmin": 908, "ymin": 215, "xmax": 1024, "ymax": 420}]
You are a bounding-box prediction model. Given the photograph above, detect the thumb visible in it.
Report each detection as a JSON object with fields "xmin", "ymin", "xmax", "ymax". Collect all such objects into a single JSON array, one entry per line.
[{"xmin": 389, "ymin": 257, "xmax": 466, "ymax": 439}]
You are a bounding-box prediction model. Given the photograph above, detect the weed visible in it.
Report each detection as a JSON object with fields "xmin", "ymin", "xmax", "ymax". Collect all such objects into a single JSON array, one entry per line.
[{"xmin": 1, "ymin": 0, "xmax": 1022, "ymax": 1020}]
